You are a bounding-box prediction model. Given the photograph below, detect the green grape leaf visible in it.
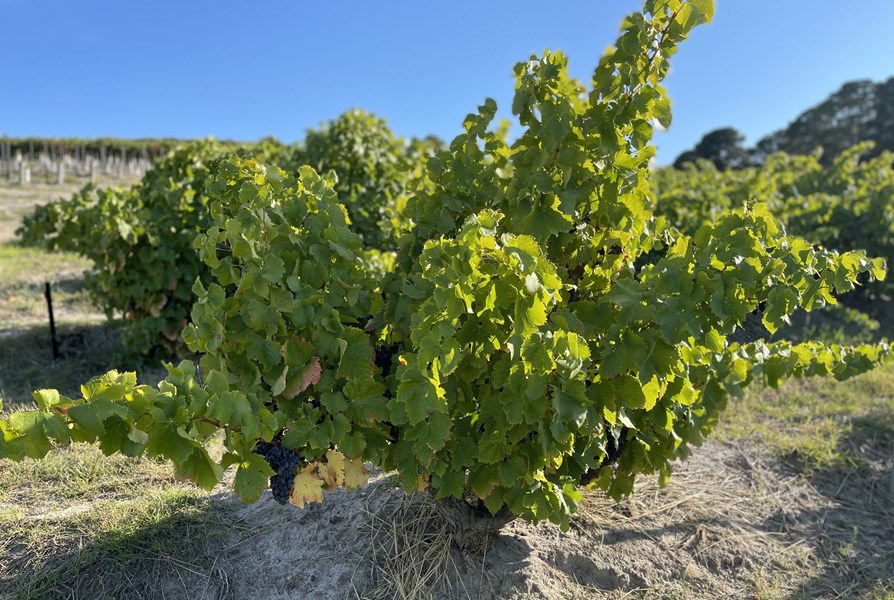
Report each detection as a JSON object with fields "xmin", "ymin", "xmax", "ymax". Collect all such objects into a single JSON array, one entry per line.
[
  {"xmin": 337, "ymin": 327, "xmax": 375, "ymax": 380},
  {"xmin": 144, "ymin": 409, "xmax": 197, "ymax": 464},
  {"xmin": 67, "ymin": 400, "xmax": 130, "ymax": 439},
  {"xmin": 233, "ymin": 453, "xmax": 276, "ymax": 503},
  {"xmin": 6, "ymin": 412, "xmax": 53, "ymax": 459},
  {"xmin": 177, "ymin": 448, "xmax": 223, "ymax": 490}
]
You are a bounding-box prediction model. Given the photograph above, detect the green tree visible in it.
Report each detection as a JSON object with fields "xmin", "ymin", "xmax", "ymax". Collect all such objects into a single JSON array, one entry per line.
[
  {"xmin": 755, "ymin": 79, "xmax": 883, "ymax": 165},
  {"xmin": 673, "ymin": 127, "xmax": 749, "ymax": 169}
]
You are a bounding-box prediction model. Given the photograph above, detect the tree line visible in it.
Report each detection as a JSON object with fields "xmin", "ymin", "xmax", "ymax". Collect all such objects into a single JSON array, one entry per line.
[{"xmin": 673, "ymin": 77, "xmax": 894, "ymax": 169}]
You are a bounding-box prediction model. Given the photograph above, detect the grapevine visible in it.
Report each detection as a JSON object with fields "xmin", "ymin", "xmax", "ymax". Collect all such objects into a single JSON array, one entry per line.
[
  {"xmin": 654, "ymin": 143, "xmax": 894, "ymax": 303},
  {"xmin": 1, "ymin": 0, "xmax": 890, "ymax": 531},
  {"xmin": 17, "ymin": 116, "xmax": 427, "ymax": 356},
  {"xmin": 293, "ymin": 108, "xmax": 435, "ymax": 250}
]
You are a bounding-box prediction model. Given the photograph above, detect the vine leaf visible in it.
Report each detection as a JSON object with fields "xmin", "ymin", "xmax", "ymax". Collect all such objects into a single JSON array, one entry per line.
[
  {"xmin": 344, "ymin": 458, "xmax": 369, "ymax": 490},
  {"xmin": 233, "ymin": 453, "xmax": 275, "ymax": 504},
  {"xmin": 336, "ymin": 327, "xmax": 375, "ymax": 380},
  {"xmin": 318, "ymin": 450, "xmax": 346, "ymax": 490},
  {"xmin": 290, "ymin": 466, "xmax": 326, "ymax": 508}
]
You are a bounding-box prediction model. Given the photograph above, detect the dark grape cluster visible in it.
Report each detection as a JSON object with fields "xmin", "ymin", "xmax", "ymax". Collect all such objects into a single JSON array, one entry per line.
[
  {"xmin": 374, "ymin": 342, "xmax": 401, "ymax": 376},
  {"xmin": 603, "ymin": 427, "xmax": 628, "ymax": 465},
  {"xmin": 254, "ymin": 441, "xmax": 299, "ymax": 505},
  {"xmin": 578, "ymin": 426, "xmax": 630, "ymax": 486}
]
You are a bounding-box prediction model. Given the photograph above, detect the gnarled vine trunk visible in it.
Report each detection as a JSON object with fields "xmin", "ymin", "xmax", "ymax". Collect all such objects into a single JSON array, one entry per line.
[{"xmin": 431, "ymin": 494, "xmax": 516, "ymax": 554}]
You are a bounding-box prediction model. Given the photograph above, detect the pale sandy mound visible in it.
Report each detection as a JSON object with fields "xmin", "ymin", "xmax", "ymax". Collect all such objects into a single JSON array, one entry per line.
[{"xmin": 185, "ymin": 440, "xmax": 894, "ymax": 599}]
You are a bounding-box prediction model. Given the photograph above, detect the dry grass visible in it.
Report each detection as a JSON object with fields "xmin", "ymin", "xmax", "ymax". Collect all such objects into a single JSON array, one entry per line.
[
  {"xmin": 353, "ymin": 490, "xmax": 512, "ymax": 600},
  {"xmin": 357, "ymin": 493, "xmax": 458, "ymax": 599},
  {"xmin": 567, "ymin": 436, "xmax": 894, "ymax": 599}
]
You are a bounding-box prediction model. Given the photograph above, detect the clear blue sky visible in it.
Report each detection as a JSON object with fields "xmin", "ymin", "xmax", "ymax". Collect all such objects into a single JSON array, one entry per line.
[{"xmin": 2, "ymin": 1, "xmax": 893, "ymax": 164}]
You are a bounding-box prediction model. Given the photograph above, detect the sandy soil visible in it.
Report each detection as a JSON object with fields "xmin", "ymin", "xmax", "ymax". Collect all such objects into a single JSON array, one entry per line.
[{"xmin": 148, "ymin": 439, "xmax": 894, "ymax": 600}]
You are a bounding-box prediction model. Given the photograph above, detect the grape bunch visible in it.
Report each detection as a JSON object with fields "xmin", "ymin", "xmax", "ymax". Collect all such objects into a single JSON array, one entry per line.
[
  {"xmin": 254, "ymin": 441, "xmax": 299, "ymax": 504},
  {"xmin": 374, "ymin": 342, "xmax": 401, "ymax": 376}
]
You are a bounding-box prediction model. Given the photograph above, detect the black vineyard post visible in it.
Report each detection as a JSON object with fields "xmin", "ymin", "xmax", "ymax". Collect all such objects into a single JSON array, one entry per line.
[{"xmin": 44, "ymin": 282, "xmax": 60, "ymax": 359}]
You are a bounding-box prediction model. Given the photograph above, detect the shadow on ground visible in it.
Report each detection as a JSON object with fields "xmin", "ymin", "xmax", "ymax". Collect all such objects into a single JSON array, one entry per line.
[
  {"xmin": 782, "ymin": 415, "xmax": 894, "ymax": 598},
  {"xmin": 0, "ymin": 490, "xmax": 230, "ymax": 600},
  {"xmin": 0, "ymin": 320, "xmax": 166, "ymax": 409}
]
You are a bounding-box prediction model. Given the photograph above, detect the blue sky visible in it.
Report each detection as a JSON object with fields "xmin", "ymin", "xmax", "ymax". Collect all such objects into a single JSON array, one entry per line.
[{"xmin": 2, "ymin": 1, "xmax": 893, "ymax": 164}]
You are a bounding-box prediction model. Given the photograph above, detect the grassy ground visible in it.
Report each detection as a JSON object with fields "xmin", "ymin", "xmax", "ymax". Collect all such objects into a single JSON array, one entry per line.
[
  {"xmin": 0, "ymin": 242, "xmax": 148, "ymax": 407},
  {"xmin": 0, "ymin": 245, "xmax": 97, "ymax": 331},
  {"xmin": 0, "ymin": 445, "xmax": 227, "ymax": 599},
  {"xmin": 0, "ymin": 178, "xmax": 155, "ymax": 408},
  {"xmin": 1, "ymin": 179, "xmax": 893, "ymax": 599},
  {"xmin": 718, "ymin": 365, "xmax": 894, "ymax": 476},
  {"xmin": 713, "ymin": 366, "xmax": 894, "ymax": 599}
]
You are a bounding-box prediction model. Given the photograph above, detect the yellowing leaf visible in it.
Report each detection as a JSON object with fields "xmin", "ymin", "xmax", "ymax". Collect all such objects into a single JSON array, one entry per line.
[
  {"xmin": 289, "ymin": 466, "xmax": 325, "ymax": 508},
  {"xmin": 344, "ymin": 458, "xmax": 369, "ymax": 490},
  {"xmin": 317, "ymin": 450, "xmax": 346, "ymax": 490},
  {"xmin": 603, "ymin": 405, "xmax": 617, "ymax": 425},
  {"xmin": 642, "ymin": 376, "xmax": 664, "ymax": 411}
]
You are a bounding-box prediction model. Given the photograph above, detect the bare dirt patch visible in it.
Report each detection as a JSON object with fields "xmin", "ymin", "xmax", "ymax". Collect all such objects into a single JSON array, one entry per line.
[{"xmin": 109, "ymin": 438, "xmax": 891, "ymax": 600}]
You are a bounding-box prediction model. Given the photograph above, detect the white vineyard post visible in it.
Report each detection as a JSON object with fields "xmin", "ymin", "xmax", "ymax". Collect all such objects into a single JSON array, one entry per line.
[
  {"xmin": 14, "ymin": 152, "xmax": 22, "ymax": 184},
  {"xmin": 20, "ymin": 160, "xmax": 30, "ymax": 185}
]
